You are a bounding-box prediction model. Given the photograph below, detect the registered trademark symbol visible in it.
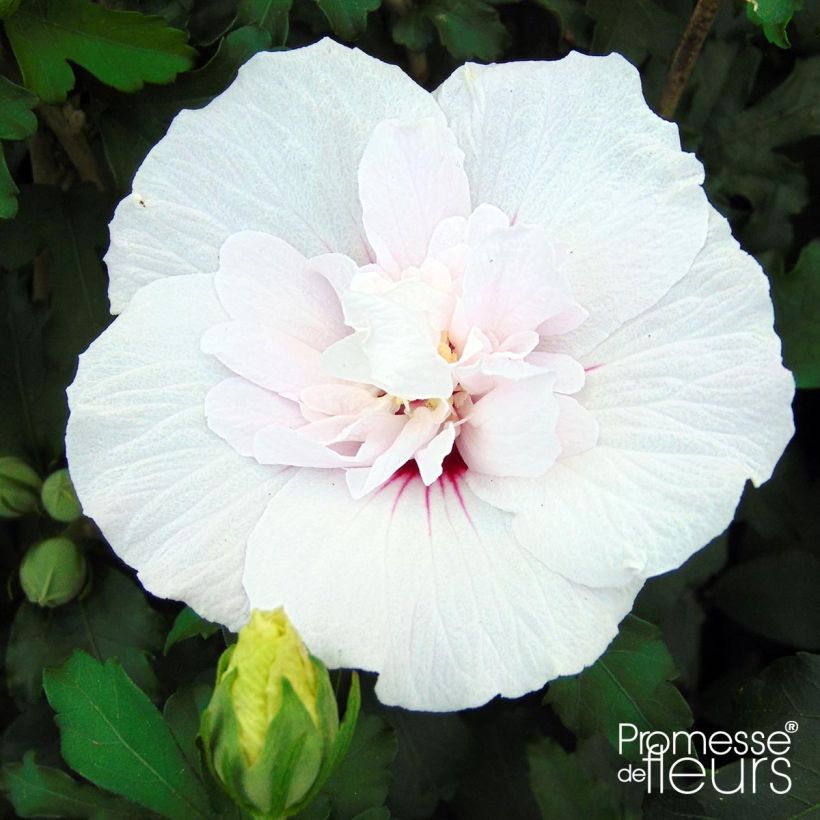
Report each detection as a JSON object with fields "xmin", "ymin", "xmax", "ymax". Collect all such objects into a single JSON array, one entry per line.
[{"xmin": 785, "ymin": 720, "xmax": 799, "ymax": 733}]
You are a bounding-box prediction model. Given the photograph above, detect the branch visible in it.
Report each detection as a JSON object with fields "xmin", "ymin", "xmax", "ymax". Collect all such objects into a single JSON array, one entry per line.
[
  {"xmin": 658, "ymin": 0, "xmax": 722, "ymax": 121},
  {"xmin": 36, "ymin": 102, "xmax": 106, "ymax": 191}
]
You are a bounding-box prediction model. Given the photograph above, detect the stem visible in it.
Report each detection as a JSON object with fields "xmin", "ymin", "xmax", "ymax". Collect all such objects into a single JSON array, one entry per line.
[
  {"xmin": 658, "ymin": 0, "xmax": 721, "ymax": 121},
  {"xmin": 383, "ymin": 0, "xmax": 429, "ymax": 84},
  {"xmin": 36, "ymin": 103, "xmax": 106, "ymax": 190}
]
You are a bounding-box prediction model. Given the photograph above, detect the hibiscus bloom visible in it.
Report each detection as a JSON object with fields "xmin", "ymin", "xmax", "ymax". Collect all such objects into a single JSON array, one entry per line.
[{"xmin": 66, "ymin": 39, "xmax": 794, "ymax": 711}]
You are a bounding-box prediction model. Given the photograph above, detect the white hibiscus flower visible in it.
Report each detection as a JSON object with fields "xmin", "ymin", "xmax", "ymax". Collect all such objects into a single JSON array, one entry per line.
[{"xmin": 66, "ymin": 39, "xmax": 794, "ymax": 711}]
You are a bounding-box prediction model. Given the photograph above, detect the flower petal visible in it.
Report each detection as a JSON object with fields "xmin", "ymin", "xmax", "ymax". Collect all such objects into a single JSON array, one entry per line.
[
  {"xmin": 326, "ymin": 282, "xmax": 454, "ymax": 400},
  {"xmin": 358, "ymin": 118, "xmax": 471, "ymax": 274},
  {"xmin": 467, "ymin": 210, "xmax": 794, "ymax": 586},
  {"xmin": 458, "ymin": 373, "xmax": 561, "ymax": 477},
  {"xmin": 435, "ymin": 52, "xmax": 709, "ymax": 355},
  {"xmin": 215, "ymin": 231, "xmax": 346, "ymax": 349},
  {"xmin": 66, "ymin": 275, "xmax": 292, "ymax": 629},
  {"xmin": 243, "ymin": 468, "xmax": 641, "ymax": 710},
  {"xmin": 205, "ymin": 376, "xmax": 303, "ymax": 457},
  {"xmin": 345, "ymin": 411, "xmax": 439, "ymax": 498},
  {"xmin": 106, "ymin": 39, "xmax": 445, "ymax": 313},
  {"xmin": 200, "ymin": 320, "xmax": 328, "ymax": 399},
  {"xmin": 460, "ymin": 223, "xmax": 577, "ymax": 339}
]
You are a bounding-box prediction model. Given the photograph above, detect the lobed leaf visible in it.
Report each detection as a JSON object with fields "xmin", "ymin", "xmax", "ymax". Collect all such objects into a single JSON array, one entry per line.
[
  {"xmin": 5, "ymin": 0, "xmax": 196, "ymax": 103},
  {"xmin": 545, "ymin": 616, "xmax": 693, "ymax": 760}
]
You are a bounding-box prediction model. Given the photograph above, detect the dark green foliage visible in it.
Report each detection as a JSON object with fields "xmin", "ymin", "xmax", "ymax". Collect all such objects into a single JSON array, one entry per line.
[
  {"xmin": 545, "ymin": 617, "xmax": 693, "ymax": 761},
  {"xmin": 0, "ymin": 2, "xmax": 818, "ymax": 818}
]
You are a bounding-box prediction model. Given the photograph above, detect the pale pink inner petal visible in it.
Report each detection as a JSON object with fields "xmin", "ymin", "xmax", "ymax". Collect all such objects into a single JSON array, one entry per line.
[
  {"xmin": 215, "ymin": 231, "xmax": 346, "ymax": 348},
  {"xmin": 358, "ymin": 117, "xmax": 472, "ymax": 275},
  {"xmin": 201, "ymin": 120, "xmax": 597, "ymax": 497},
  {"xmin": 205, "ymin": 377, "xmax": 302, "ymax": 457},
  {"xmin": 458, "ymin": 374, "xmax": 561, "ymax": 477},
  {"xmin": 460, "ymin": 223, "xmax": 578, "ymax": 340},
  {"xmin": 201, "ymin": 321, "xmax": 327, "ymax": 399}
]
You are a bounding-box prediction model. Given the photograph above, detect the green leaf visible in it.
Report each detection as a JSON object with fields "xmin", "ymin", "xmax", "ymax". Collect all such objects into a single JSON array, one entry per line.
[
  {"xmin": 0, "ymin": 77, "xmax": 36, "ymax": 141},
  {"xmin": 305, "ymin": 714, "xmax": 396, "ymax": 820},
  {"xmin": 164, "ymin": 606, "xmax": 220, "ymax": 654},
  {"xmin": 384, "ymin": 711, "xmax": 472, "ymax": 819},
  {"xmin": 450, "ymin": 709, "xmax": 541, "ymax": 820},
  {"xmin": 43, "ymin": 651, "xmax": 213, "ymax": 818},
  {"xmin": 528, "ymin": 739, "xmax": 619, "ymax": 820},
  {"xmin": 424, "ymin": 0, "xmax": 510, "ymax": 61},
  {"xmin": 587, "ymin": 0, "xmax": 682, "ymax": 62},
  {"xmin": 163, "ymin": 684, "xmax": 212, "ymax": 776},
  {"xmin": 737, "ymin": 442, "xmax": 820, "ymax": 554},
  {"xmin": 771, "ymin": 239, "xmax": 820, "ymax": 389},
  {"xmin": 746, "ymin": 0, "xmax": 804, "ymax": 47},
  {"xmin": 0, "ymin": 751, "xmax": 149, "ymax": 818},
  {"xmin": 646, "ymin": 653, "xmax": 820, "ymax": 817},
  {"xmin": 705, "ymin": 57, "xmax": 820, "ymax": 254},
  {"xmin": 100, "ymin": 25, "xmax": 271, "ymax": 190},
  {"xmin": 545, "ymin": 616, "xmax": 692, "ymax": 760},
  {"xmin": 711, "ymin": 550, "xmax": 820, "ymax": 650},
  {"xmin": 6, "ymin": 566, "xmax": 164, "ymax": 703},
  {"xmin": 10, "ymin": 184, "xmax": 109, "ymax": 366},
  {"xmin": 0, "ymin": 273, "xmax": 67, "ymax": 464},
  {"xmin": 5, "ymin": 0, "xmax": 196, "ymax": 103},
  {"xmin": 532, "ymin": 0, "xmax": 591, "ymax": 43},
  {"xmin": 0, "ymin": 751, "xmax": 147, "ymax": 818},
  {"xmin": 392, "ymin": 11, "xmax": 435, "ymax": 52},
  {"xmin": 0, "ymin": 77, "xmax": 37, "ymax": 219},
  {"xmin": 315, "ymin": 0, "xmax": 381, "ymax": 40},
  {"xmin": 237, "ymin": 0, "xmax": 293, "ymax": 43}
]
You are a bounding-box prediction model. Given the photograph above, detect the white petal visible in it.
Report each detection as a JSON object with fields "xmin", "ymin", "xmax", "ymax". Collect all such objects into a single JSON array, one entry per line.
[
  {"xmin": 200, "ymin": 320, "xmax": 328, "ymax": 398},
  {"xmin": 468, "ymin": 210, "xmax": 794, "ymax": 586},
  {"xmin": 526, "ymin": 352, "xmax": 586, "ymax": 393},
  {"xmin": 345, "ymin": 412, "xmax": 438, "ymax": 498},
  {"xmin": 435, "ymin": 53, "xmax": 709, "ymax": 355},
  {"xmin": 327, "ymin": 282, "xmax": 454, "ymax": 399},
  {"xmin": 358, "ymin": 118, "xmax": 471, "ymax": 274},
  {"xmin": 205, "ymin": 377, "xmax": 303, "ymax": 457},
  {"xmin": 243, "ymin": 468, "xmax": 641, "ymax": 710},
  {"xmin": 555, "ymin": 395, "xmax": 599, "ymax": 458},
  {"xmin": 215, "ymin": 231, "xmax": 346, "ymax": 349},
  {"xmin": 460, "ymin": 223, "xmax": 577, "ymax": 338},
  {"xmin": 458, "ymin": 373, "xmax": 561, "ymax": 477},
  {"xmin": 416, "ymin": 422, "xmax": 456, "ymax": 485},
  {"xmin": 107, "ymin": 39, "xmax": 444, "ymax": 313},
  {"xmin": 253, "ymin": 424, "xmax": 356, "ymax": 468},
  {"xmin": 299, "ymin": 383, "xmax": 378, "ymax": 417},
  {"xmin": 66, "ymin": 275, "xmax": 292, "ymax": 629}
]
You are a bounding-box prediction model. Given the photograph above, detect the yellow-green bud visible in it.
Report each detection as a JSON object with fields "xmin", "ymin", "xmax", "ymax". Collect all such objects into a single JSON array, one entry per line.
[
  {"xmin": 201, "ymin": 608, "xmax": 360, "ymax": 819},
  {"xmin": 19, "ymin": 537, "xmax": 87, "ymax": 608},
  {"xmin": 228, "ymin": 609, "xmax": 319, "ymax": 765},
  {"xmin": 0, "ymin": 457, "xmax": 41, "ymax": 518},
  {"xmin": 41, "ymin": 469, "xmax": 82, "ymax": 523}
]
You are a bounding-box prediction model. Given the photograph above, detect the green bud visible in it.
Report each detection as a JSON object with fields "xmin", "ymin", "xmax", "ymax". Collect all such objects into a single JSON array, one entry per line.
[
  {"xmin": 0, "ymin": 457, "xmax": 42, "ymax": 518},
  {"xmin": 201, "ymin": 609, "xmax": 360, "ymax": 819},
  {"xmin": 19, "ymin": 537, "xmax": 87, "ymax": 608},
  {"xmin": 0, "ymin": 0, "xmax": 22, "ymax": 19},
  {"xmin": 41, "ymin": 469, "xmax": 82, "ymax": 523}
]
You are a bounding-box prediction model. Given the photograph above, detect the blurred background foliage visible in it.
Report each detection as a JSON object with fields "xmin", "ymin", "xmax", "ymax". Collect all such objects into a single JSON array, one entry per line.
[{"xmin": 0, "ymin": 0, "xmax": 818, "ymax": 817}]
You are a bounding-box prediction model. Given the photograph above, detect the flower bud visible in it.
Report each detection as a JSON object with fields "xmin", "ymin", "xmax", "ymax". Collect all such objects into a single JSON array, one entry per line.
[
  {"xmin": 201, "ymin": 609, "xmax": 360, "ymax": 818},
  {"xmin": 19, "ymin": 537, "xmax": 87, "ymax": 608},
  {"xmin": 0, "ymin": 457, "xmax": 41, "ymax": 518},
  {"xmin": 41, "ymin": 468, "xmax": 82, "ymax": 523}
]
